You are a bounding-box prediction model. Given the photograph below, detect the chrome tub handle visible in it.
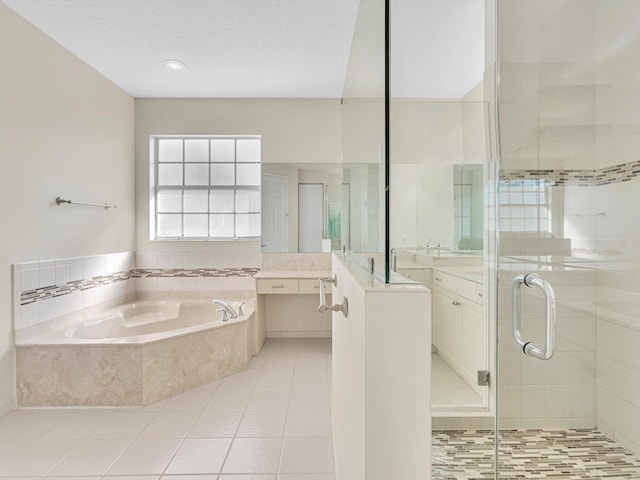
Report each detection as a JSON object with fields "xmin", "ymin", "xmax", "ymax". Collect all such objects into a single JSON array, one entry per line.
[{"xmin": 512, "ymin": 273, "xmax": 556, "ymax": 360}]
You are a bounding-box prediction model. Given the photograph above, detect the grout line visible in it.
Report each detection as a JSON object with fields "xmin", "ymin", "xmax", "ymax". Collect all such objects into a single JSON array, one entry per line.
[{"xmin": 217, "ymin": 338, "xmax": 272, "ymax": 475}]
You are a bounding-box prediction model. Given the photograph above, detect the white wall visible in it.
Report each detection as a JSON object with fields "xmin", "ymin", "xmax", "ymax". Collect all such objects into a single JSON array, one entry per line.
[
  {"xmin": 0, "ymin": 4, "xmax": 135, "ymax": 411},
  {"xmin": 134, "ymin": 99, "xmax": 341, "ymax": 263}
]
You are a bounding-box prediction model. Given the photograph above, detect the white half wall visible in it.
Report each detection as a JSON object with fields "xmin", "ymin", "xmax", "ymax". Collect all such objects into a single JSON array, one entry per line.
[
  {"xmin": 0, "ymin": 4, "xmax": 135, "ymax": 410},
  {"xmin": 332, "ymin": 254, "xmax": 431, "ymax": 480}
]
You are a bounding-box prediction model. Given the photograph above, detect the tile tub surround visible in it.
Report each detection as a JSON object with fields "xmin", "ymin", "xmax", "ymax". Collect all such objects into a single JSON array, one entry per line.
[
  {"xmin": 14, "ymin": 252, "xmax": 136, "ymax": 330},
  {"xmin": 14, "ymin": 251, "xmax": 331, "ymax": 332},
  {"xmin": 14, "ymin": 251, "xmax": 260, "ymax": 331},
  {"xmin": 17, "ymin": 317, "xmax": 249, "ymax": 407}
]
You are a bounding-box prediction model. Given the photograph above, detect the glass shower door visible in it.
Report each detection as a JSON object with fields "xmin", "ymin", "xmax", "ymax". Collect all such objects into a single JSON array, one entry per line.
[{"xmin": 495, "ymin": 0, "xmax": 640, "ymax": 476}]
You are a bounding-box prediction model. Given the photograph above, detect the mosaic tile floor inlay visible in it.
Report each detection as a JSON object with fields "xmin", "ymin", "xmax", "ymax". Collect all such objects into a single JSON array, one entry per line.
[{"xmin": 433, "ymin": 429, "xmax": 640, "ymax": 479}]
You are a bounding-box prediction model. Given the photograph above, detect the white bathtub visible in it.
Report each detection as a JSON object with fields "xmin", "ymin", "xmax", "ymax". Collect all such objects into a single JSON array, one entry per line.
[
  {"xmin": 62, "ymin": 299, "xmax": 251, "ymax": 343},
  {"xmin": 16, "ymin": 298, "xmax": 255, "ymax": 407}
]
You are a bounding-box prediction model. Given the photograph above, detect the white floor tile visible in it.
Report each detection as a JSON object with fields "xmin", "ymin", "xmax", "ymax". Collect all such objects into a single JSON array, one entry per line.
[
  {"xmin": 291, "ymin": 368, "xmax": 328, "ymax": 391},
  {"xmin": 220, "ymin": 369, "xmax": 261, "ymax": 390},
  {"xmin": 247, "ymin": 389, "xmax": 290, "ymax": 411},
  {"xmin": 106, "ymin": 438, "xmax": 182, "ymax": 475},
  {"xmin": 218, "ymin": 476, "xmax": 276, "ymax": 480},
  {"xmin": 139, "ymin": 411, "xmax": 199, "ymax": 438},
  {"xmin": 48, "ymin": 438, "xmax": 131, "ymax": 476},
  {"xmin": 162, "ymin": 390, "xmax": 214, "ymax": 411},
  {"xmin": 277, "ymin": 475, "xmax": 335, "ymax": 480},
  {"xmin": 0, "ymin": 477, "xmax": 42, "ymax": 480},
  {"xmin": 89, "ymin": 412, "xmax": 156, "ymax": 438},
  {"xmin": 43, "ymin": 476, "xmax": 101, "ymax": 480},
  {"xmin": 284, "ymin": 411, "xmax": 332, "ymax": 437},
  {"xmin": 162, "ymin": 475, "xmax": 217, "ymax": 480},
  {"xmin": 42, "ymin": 411, "xmax": 114, "ymax": 439},
  {"xmin": 221, "ymin": 438, "xmax": 282, "ymax": 474},
  {"xmin": 103, "ymin": 476, "xmax": 159, "ymax": 480},
  {"xmin": 288, "ymin": 390, "xmax": 330, "ymax": 411},
  {"xmin": 206, "ymin": 386, "xmax": 253, "ymax": 410},
  {"xmin": 164, "ymin": 438, "xmax": 231, "ymax": 474},
  {"xmin": 0, "ymin": 439, "xmax": 30, "ymax": 465},
  {"xmin": 0, "ymin": 411, "xmax": 65, "ymax": 439},
  {"xmin": 279, "ymin": 438, "xmax": 334, "ymax": 474},
  {"xmin": 255, "ymin": 369, "xmax": 294, "ymax": 390},
  {"xmin": 431, "ymin": 352, "xmax": 480, "ymax": 407},
  {"xmin": 188, "ymin": 409, "xmax": 244, "ymax": 438},
  {"xmin": 237, "ymin": 410, "xmax": 287, "ymax": 437},
  {"xmin": 0, "ymin": 438, "xmax": 82, "ymax": 477}
]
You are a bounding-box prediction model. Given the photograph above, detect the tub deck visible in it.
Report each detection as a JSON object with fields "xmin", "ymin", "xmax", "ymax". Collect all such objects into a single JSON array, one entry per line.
[{"xmin": 16, "ymin": 298, "xmax": 254, "ymax": 406}]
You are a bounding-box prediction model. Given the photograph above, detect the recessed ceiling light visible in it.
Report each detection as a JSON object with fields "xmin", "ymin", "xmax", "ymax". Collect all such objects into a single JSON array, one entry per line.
[{"xmin": 164, "ymin": 59, "xmax": 186, "ymax": 71}]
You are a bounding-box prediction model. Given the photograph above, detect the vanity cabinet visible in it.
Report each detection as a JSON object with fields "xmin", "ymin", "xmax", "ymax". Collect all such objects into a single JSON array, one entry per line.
[
  {"xmin": 254, "ymin": 273, "xmax": 332, "ymax": 339},
  {"xmin": 256, "ymin": 278, "xmax": 331, "ymax": 294},
  {"xmin": 432, "ymin": 269, "xmax": 487, "ymax": 397},
  {"xmin": 396, "ymin": 267, "xmax": 427, "ymax": 285}
]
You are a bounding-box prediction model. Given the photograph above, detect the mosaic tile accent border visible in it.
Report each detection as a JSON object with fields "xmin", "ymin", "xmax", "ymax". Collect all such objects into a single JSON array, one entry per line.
[
  {"xmin": 19, "ymin": 267, "xmax": 260, "ymax": 306},
  {"xmin": 433, "ymin": 429, "xmax": 640, "ymax": 479},
  {"xmin": 20, "ymin": 271, "xmax": 133, "ymax": 306},
  {"xmin": 501, "ymin": 159, "xmax": 640, "ymax": 186},
  {"xmin": 134, "ymin": 267, "xmax": 259, "ymax": 279}
]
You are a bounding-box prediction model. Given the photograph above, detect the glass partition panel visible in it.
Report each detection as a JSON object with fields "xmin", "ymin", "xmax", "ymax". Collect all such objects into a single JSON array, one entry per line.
[
  {"xmin": 341, "ymin": 0, "xmax": 386, "ymax": 280},
  {"xmin": 388, "ymin": 0, "xmax": 486, "ymax": 286}
]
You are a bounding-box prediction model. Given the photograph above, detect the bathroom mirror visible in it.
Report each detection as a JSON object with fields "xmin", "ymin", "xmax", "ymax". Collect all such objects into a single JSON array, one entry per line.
[
  {"xmin": 261, "ymin": 163, "xmax": 344, "ymax": 253},
  {"xmin": 453, "ymin": 163, "xmax": 483, "ymax": 252},
  {"xmin": 389, "ymin": 98, "xmax": 485, "ymax": 252}
]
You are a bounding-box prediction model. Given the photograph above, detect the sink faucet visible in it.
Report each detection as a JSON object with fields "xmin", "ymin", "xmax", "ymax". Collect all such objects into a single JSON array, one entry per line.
[
  {"xmin": 213, "ymin": 299, "xmax": 238, "ymax": 320},
  {"xmin": 425, "ymin": 243, "xmax": 441, "ymax": 256}
]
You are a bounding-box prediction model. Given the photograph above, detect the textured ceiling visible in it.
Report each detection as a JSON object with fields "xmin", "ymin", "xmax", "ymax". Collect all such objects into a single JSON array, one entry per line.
[{"xmin": 1, "ymin": 0, "xmax": 484, "ymax": 99}]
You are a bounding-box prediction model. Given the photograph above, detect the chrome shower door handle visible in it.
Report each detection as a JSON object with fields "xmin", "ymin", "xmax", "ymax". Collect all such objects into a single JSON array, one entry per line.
[{"xmin": 512, "ymin": 273, "xmax": 556, "ymax": 360}]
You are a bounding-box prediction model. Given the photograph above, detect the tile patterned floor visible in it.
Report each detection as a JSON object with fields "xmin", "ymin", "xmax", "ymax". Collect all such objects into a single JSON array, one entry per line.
[
  {"xmin": 0, "ymin": 338, "xmax": 334, "ymax": 480},
  {"xmin": 433, "ymin": 429, "xmax": 640, "ymax": 479},
  {"xmin": 4, "ymin": 338, "xmax": 640, "ymax": 479}
]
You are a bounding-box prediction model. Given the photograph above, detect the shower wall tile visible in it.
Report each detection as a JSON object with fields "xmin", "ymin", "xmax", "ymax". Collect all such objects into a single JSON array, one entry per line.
[
  {"xmin": 498, "ymin": 268, "xmax": 598, "ymax": 429},
  {"xmin": 595, "ymin": 284, "xmax": 640, "ymax": 455}
]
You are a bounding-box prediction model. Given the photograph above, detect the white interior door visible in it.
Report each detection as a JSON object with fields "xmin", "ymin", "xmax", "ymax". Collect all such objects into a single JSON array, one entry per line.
[
  {"xmin": 298, "ymin": 183, "xmax": 324, "ymax": 253},
  {"xmin": 262, "ymin": 174, "xmax": 288, "ymax": 252}
]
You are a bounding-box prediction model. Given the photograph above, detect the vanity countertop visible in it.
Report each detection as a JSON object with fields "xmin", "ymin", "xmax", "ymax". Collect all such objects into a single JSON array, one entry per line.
[
  {"xmin": 254, "ymin": 270, "xmax": 332, "ymax": 279},
  {"xmin": 433, "ymin": 266, "xmax": 485, "ymax": 285}
]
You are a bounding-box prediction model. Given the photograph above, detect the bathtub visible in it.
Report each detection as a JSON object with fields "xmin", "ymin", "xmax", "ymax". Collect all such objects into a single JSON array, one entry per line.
[
  {"xmin": 16, "ymin": 298, "xmax": 254, "ymax": 407},
  {"xmin": 61, "ymin": 299, "xmax": 249, "ymax": 343}
]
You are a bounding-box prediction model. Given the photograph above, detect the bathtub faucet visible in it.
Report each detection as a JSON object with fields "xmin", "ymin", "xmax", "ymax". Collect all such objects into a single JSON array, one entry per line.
[{"xmin": 213, "ymin": 299, "xmax": 238, "ymax": 320}]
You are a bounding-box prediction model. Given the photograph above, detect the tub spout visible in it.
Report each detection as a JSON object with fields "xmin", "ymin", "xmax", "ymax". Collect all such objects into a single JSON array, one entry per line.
[{"xmin": 213, "ymin": 299, "xmax": 238, "ymax": 319}]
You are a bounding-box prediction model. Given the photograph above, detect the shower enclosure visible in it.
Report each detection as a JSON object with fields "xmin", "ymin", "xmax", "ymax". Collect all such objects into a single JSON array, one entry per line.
[
  {"xmin": 340, "ymin": 0, "xmax": 640, "ymax": 477},
  {"xmin": 492, "ymin": 0, "xmax": 640, "ymax": 476}
]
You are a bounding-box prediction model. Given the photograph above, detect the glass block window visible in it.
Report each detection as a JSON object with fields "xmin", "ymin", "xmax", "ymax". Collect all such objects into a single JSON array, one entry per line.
[
  {"xmin": 152, "ymin": 136, "xmax": 261, "ymax": 240},
  {"xmin": 498, "ymin": 179, "xmax": 551, "ymax": 233}
]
